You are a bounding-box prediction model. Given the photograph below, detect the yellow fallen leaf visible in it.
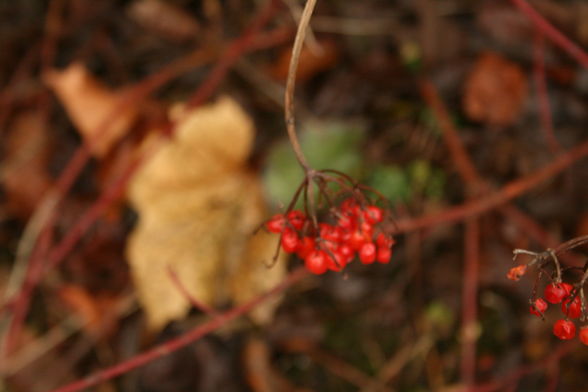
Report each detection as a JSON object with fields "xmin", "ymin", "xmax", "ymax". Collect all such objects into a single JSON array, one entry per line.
[
  {"xmin": 44, "ymin": 63, "xmax": 138, "ymax": 157},
  {"xmin": 127, "ymin": 96, "xmax": 286, "ymax": 330}
]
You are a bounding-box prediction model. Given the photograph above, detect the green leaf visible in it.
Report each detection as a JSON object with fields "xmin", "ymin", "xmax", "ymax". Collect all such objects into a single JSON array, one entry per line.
[
  {"xmin": 263, "ymin": 120, "xmax": 365, "ymax": 207},
  {"xmin": 365, "ymin": 165, "xmax": 411, "ymax": 203}
]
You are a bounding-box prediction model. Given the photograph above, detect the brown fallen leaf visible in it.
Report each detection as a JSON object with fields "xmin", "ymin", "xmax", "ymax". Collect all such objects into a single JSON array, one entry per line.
[
  {"xmin": 1, "ymin": 110, "xmax": 52, "ymax": 218},
  {"xmin": 127, "ymin": 0, "xmax": 200, "ymax": 42},
  {"xmin": 463, "ymin": 52, "xmax": 528, "ymax": 127},
  {"xmin": 127, "ymin": 96, "xmax": 286, "ymax": 331},
  {"xmin": 268, "ymin": 40, "xmax": 339, "ymax": 83},
  {"xmin": 44, "ymin": 63, "xmax": 138, "ymax": 157}
]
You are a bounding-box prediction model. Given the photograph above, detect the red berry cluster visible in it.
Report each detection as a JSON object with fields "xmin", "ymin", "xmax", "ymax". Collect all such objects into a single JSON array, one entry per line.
[
  {"xmin": 265, "ymin": 199, "xmax": 395, "ymax": 274},
  {"xmin": 528, "ymin": 282, "xmax": 588, "ymax": 344}
]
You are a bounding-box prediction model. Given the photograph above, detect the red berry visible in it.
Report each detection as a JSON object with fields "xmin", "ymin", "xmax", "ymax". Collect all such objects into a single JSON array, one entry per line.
[
  {"xmin": 266, "ymin": 214, "xmax": 285, "ymax": 233},
  {"xmin": 340, "ymin": 198, "xmax": 358, "ymax": 213},
  {"xmin": 287, "ymin": 210, "xmax": 306, "ymax": 230},
  {"xmin": 319, "ymin": 223, "xmax": 342, "ymax": 242},
  {"xmin": 338, "ymin": 244, "xmax": 353, "ymax": 259},
  {"xmin": 305, "ymin": 250, "xmax": 328, "ymax": 275},
  {"xmin": 326, "ymin": 250, "xmax": 349, "ymax": 272},
  {"xmin": 359, "ymin": 221, "xmax": 374, "ymax": 238},
  {"xmin": 348, "ymin": 230, "xmax": 368, "ymax": 251},
  {"xmin": 337, "ymin": 214, "xmax": 355, "ymax": 230},
  {"xmin": 529, "ymin": 298, "xmax": 548, "ymax": 317},
  {"xmin": 561, "ymin": 296, "xmax": 582, "ymax": 319},
  {"xmin": 544, "ymin": 283, "xmax": 568, "ymax": 304},
  {"xmin": 363, "ymin": 205, "xmax": 383, "ymax": 224},
  {"xmin": 376, "ymin": 233, "xmax": 394, "ymax": 247},
  {"xmin": 376, "ymin": 246, "xmax": 392, "ymax": 264},
  {"xmin": 281, "ymin": 228, "xmax": 299, "ymax": 253},
  {"xmin": 580, "ymin": 326, "xmax": 588, "ymax": 346},
  {"xmin": 553, "ymin": 319, "xmax": 576, "ymax": 340},
  {"xmin": 296, "ymin": 236, "xmax": 315, "ymax": 259},
  {"xmin": 359, "ymin": 242, "xmax": 376, "ymax": 264},
  {"xmin": 561, "ymin": 282, "xmax": 574, "ymax": 296}
]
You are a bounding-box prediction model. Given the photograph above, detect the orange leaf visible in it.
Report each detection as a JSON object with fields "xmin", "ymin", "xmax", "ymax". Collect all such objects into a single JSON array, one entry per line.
[
  {"xmin": 44, "ymin": 63, "xmax": 138, "ymax": 157},
  {"xmin": 463, "ymin": 52, "xmax": 528, "ymax": 127}
]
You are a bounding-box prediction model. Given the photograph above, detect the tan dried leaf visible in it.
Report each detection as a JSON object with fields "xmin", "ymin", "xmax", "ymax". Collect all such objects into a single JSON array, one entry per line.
[
  {"xmin": 44, "ymin": 63, "xmax": 138, "ymax": 157},
  {"xmin": 127, "ymin": 97, "xmax": 286, "ymax": 331}
]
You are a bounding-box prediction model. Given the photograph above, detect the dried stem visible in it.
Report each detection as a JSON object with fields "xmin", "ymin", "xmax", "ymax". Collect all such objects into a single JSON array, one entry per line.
[
  {"xmin": 460, "ymin": 219, "xmax": 480, "ymax": 388},
  {"xmin": 548, "ymin": 249, "xmax": 562, "ymax": 283},
  {"xmin": 553, "ymin": 234, "xmax": 588, "ymax": 255},
  {"xmin": 284, "ymin": 0, "xmax": 318, "ymax": 172}
]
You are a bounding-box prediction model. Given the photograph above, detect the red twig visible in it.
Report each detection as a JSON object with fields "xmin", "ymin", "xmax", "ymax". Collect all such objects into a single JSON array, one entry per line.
[
  {"xmin": 460, "ymin": 219, "xmax": 479, "ymax": 388},
  {"xmin": 420, "ymin": 80, "xmax": 481, "ymax": 386},
  {"xmin": 509, "ymin": 0, "xmax": 588, "ymax": 69},
  {"xmin": 393, "ymin": 138, "xmax": 588, "ymax": 234},
  {"xmin": 421, "ymin": 80, "xmax": 477, "ymax": 385},
  {"xmin": 48, "ymin": 267, "xmax": 307, "ymax": 392},
  {"xmin": 186, "ymin": 0, "xmax": 280, "ymax": 109},
  {"xmin": 533, "ymin": 32, "xmax": 561, "ymax": 153},
  {"xmin": 419, "ymin": 81, "xmax": 479, "ymax": 187},
  {"xmin": 2, "ymin": 223, "xmax": 53, "ymax": 355},
  {"xmin": 167, "ymin": 266, "xmax": 218, "ymax": 317}
]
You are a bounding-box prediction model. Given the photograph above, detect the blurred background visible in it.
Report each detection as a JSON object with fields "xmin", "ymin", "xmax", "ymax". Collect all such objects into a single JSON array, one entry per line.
[{"xmin": 1, "ymin": 0, "xmax": 588, "ymax": 391}]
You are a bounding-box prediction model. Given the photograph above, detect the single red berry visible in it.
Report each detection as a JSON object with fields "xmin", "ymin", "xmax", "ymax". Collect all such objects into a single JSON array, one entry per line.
[
  {"xmin": 348, "ymin": 230, "xmax": 368, "ymax": 251},
  {"xmin": 359, "ymin": 242, "xmax": 376, "ymax": 264},
  {"xmin": 544, "ymin": 283, "xmax": 568, "ymax": 304},
  {"xmin": 266, "ymin": 214, "xmax": 285, "ymax": 233},
  {"xmin": 376, "ymin": 233, "xmax": 394, "ymax": 248},
  {"xmin": 363, "ymin": 205, "xmax": 383, "ymax": 224},
  {"xmin": 338, "ymin": 249, "xmax": 353, "ymax": 267},
  {"xmin": 529, "ymin": 298, "xmax": 548, "ymax": 317},
  {"xmin": 326, "ymin": 250, "xmax": 349, "ymax": 272},
  {"xmin": 305, "ymin": 250, "xmax": 328, "ymax": 275},
  {"xmin": 287, "ymin": 210, "xmax": 306, "ymax": 230},
  {"xmin": 561, "ymin": 282, "xmax": 574, "ymax": 296},
  {"xmin": 579, "ymin": 326, "xmax": 588, "ymax": 346},
  {"xmin": 376, "ymin": 246, "xmax": 392, "ymax": 264},
  {"xmin": 553, "ymin": 319, "xmax": 576, "ymax": 340},
  {"xmin": 561, "ymin": 296, "xmax": 582, "ymax": 319},
  {"xmin": 338, "ymin": 244, "xmax": 353, "ymax": 259},
  {"xmin": 281, "ymin": 228, "xmax": 299, "ymax": 253},
  {"xmin": 296, "ymin": 236, "xmax": 315, "ymax": 259}
]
